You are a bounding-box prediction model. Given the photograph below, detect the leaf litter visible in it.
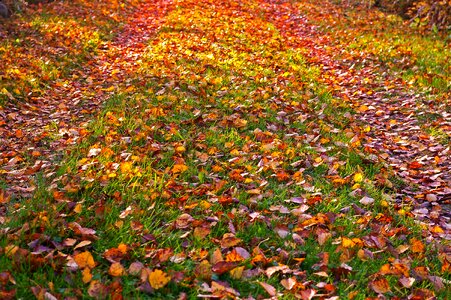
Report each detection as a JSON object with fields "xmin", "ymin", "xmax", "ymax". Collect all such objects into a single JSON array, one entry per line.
[{"xmin": 0, "ymin": 0, "xmax": 449, "ymax": 298}]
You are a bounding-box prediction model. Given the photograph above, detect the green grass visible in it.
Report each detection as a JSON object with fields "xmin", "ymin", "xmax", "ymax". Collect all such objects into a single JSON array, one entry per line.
[{"xmin": 0, "ymin": 0, "xmax": 448, "ymax": 298}]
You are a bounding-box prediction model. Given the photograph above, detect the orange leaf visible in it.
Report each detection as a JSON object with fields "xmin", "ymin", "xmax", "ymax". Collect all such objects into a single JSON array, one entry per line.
[
  {"xmin": 410, "ymin": 238, "xmax": 425, "ymax": 253},
  {"xmin": 369, "ymin": 278, "xmax": 390, "ymax": 294},
  {"xmin": 148, "ymin": 269, "xmax": 170, "ymax": 290},
  {"xmin": 82, "ymin": 267, "xmax": 93, "ymax": 283},
  {"xmin": 341, "ymin": 237, "xmax": 355, "ymax": 248},
  {"xmin": 74, "ymin": 251, "xmax": 96, "ymax": 269},
  {"xmin": 172, "ymin": 164, "xmax": 188, "ymax": 174},
  {"xmin": 193, "ymin": 226, "xmax": 211, "ymax": 239},
  {"xmin": 109, "ymin": 262, "xmax": 125, "ymax": 277}
]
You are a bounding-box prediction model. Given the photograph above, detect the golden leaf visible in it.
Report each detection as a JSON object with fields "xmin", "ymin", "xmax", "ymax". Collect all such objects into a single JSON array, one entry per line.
[
  {"xmin": 230, "ymin": 266, "xmax": 244, "ymax": 279},
  {"xmin": 82, "ymin": 267, "xmax": 93, "ymax": 283},
  {"xmin": 148, "ymin": 269, "xmax": 171, "ymax": 290},
  {"xmin": 74, "ymin": 251, "xmax": 96, "ymax": 269},
  {"xmin": 172, "ymin": 164, "xmax": 188, "ymax": 174},
  {"xmin": 120, "ymin": 162, "xmax": 133, "ymax": 174},
  {"xmin": 353, "ymin": 172, "xmax": 363, "ymax": 183},
  {"xmin": 341, "ymin": 237, "xmax": 355, "ymax": 248}
]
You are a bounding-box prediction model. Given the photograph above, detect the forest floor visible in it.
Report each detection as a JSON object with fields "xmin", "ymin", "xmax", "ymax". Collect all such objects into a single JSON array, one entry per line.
[{"xmin": 0, "ymin": 0, "xmax": 450, "ymax": 298}]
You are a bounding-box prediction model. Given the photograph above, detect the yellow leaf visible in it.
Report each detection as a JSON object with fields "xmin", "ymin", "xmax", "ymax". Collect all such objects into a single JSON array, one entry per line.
[
  {"xmin": 74, "ymin": 251, "xmax": 96, "ymax": 269},
  {"xmin": 74, "ymin": 203, "xmax": 83, "ymax": 214},
  {"xmin": 353, "ymin": 172, "xmax": 364, "ymax": 183},
  {"xmin": 120, "ymin": 162, "xmax": 133, "ymax": 174},
  {"xmin": 358, "ymin": 105, "xmax": 369, "ymax": 112},
  {"xmin": 172, "ymin": 164, "xmax": 188, "ymax": 174},
  {"xmin": 230, "ymin": 266, "xmax": 244, "ymax": 279},
  {"xmin": 82, "ymin": 267, "xmax": 93, "ymax": 283},
  {"xmin": 342, "ymin": 237, "xmax": 355, "ymax": 248},
  {"xmin": 148, "ymin": 269, "xmax": 171, "ymax": 290},
  {"xmin": 109, "ymin": 262, "xmax": 125, "ymax": 277},
  {"xmin": 175, "ymin": 145, "xmax": 186, "ymax": 153},
  {"xmin": 431, "ymin": 225, "xmax": 444, "ymax": 234}
]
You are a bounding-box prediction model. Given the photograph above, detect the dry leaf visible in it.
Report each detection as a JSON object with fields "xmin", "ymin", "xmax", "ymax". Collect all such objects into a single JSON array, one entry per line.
[
  {"xmin": 220, "ymin": 233, "xmax": 241, "ymax": 248},
  {"xmin": 74, "ymin": 251, "xmax": 96, "ymax": 269},
  {"xmin": 258, "ymin": 282, "xmax": 277, "ymax": 297},
  {"xmin": 369, "ymin": 278, "xmax": 390, "ymax": 294},
  {"xmin": 399, "ymin": 277, "xmax": 415, "ymax": 288},
  {"xmin": 109, "ymin": 262, "xmax": 125, "ymax": 277},
  {"xmin": 280, "ymin": 277, "xmax": 297, "ymax": 290},
  {"xmin": 82, "ymin": 267, "xmax": 93, "ymax": 283},
  {"xmin": 230, "ymin": 266, "xmax": 244, "ymax": 279},
  {"xmin": 148, "ymin": 269, "xmax": 170, "ymax": 290}
]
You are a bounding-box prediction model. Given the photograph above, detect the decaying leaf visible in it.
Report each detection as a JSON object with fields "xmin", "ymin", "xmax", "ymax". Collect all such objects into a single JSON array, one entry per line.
[{"xmin": 369, "ymin": 278, "xmax": 390, "ymax": 294}]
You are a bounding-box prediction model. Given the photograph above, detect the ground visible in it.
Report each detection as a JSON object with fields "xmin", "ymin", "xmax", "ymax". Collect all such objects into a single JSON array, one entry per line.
[{"xmin": 0, "ymin": 0, "xmax": 449, "ymax": 299}]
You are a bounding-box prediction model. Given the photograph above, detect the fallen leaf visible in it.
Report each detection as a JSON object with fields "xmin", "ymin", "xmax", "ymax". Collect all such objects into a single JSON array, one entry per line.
[
  {"xmin": 258, "ymin": 282, "xmax": 277, "ymax": 297},
  {"xmin": 220, "ymin": 233, "xmax": 241, "ymax": 248},
  {"xmin": 399, "ymin": 277, "xmax": 415, "ymax": 288},
  {"xmin": 369, "ymin": 278, "xmax": 390, "ymax": 294},
  {"xmin": 128, "ymin": 261, "xmax": 144, "ymax": 276},
  {"xmin": 359, "ymin": 196, "xmax": 374, "ymax": 206},
  {"xmin": 280, "ymin": 277, "xmax": 297, "ymax": 290},
  {"xmin": 230, "ymin": 266, "xmax": 244, "ymax": 279},
  {"xmin": 109, "ymin": 262, "xmax": 125, "ymax": 277},
  {"xmin": 148, "ymin": 269, "xmax": 170, "ymax": 290},
  {"xmin": 74, "ymin": 251, "xmax": 96, "ymax": 269},
  {"xmin": 82, "ymin": 267, "xmax": 93, "ymax": 283}
]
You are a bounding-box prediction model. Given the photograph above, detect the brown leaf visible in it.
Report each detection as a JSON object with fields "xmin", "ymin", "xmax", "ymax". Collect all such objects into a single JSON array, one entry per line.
[
  {"xmin": 280, "ymin": 277, "xmax": 297, "ymax": 290},
  {"xmin": 74, "ymin": 240, "xmax": 92, "ymax": 250},
  {"xmin": 211, "ymin": 261, "xmax": 238, "ymax": 275},
  {"xmin": 128, "ymin": 261, "xmax": 144, "ymax": 276},
  {"xmin": 299, "ymin": 289, "xmax": 316, "ymax": 300},
  {"xmin": 220, "ymin": 233, "xmax": 241, "ymax": 248},
  {"xmin": 193, "ymin": 226, "xmax": 210, "ymax": 239},
  {"xmin": 211, "ymin": 281, "xmax": 240, "ymax": 297},
  {"xmin": 210, "ymin": 248, "xmax": 224, "ymax": 264},
  {"xmin": 265, "ymin": 265, "xmax": 290, "ymax": 278},
  {"xmin": 194, "ymin": 260, "xmax": 212, "ymax": 280},
  {"xmin": 68, "ymin": 222, "xmax": 98, "ymax": 239},
  {"xmin": 104, "ymin": 247, "xmax": 126, "ymax": 263},
  {"xmin": 88, "ymin": 280, "xmax": 108, "ymax": 298},
  {"xmin": 0, "ymin": 289, "xmax": 16, "ymax": 300},
  {"xmin": 258, "ymin": 282, "xmax": 277, "ymax": 297},
  {"xmin": 399, "ymin": 277, "xmax": 415, "ymax": 288},
  {"xmin": 369, "ymin": 278, "xmax": 391, "ymax": 294},
  {"xmin": 175, "ymin": 213, "xmax": 194, "ymax": 229}
]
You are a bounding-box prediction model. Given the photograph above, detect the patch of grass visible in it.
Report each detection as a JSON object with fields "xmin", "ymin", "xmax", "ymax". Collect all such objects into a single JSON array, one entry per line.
[{"xmin": 0, "ymin": 0, "xmax": 448, "ymax": 298}]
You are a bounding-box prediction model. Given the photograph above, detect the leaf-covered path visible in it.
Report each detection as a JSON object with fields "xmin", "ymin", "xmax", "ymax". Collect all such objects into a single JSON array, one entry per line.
[
  {"xmin": 260, "ymin": 0, "xmax": 450, "ymax": 234},
  {"xmin": 1, "ymin": 0, "xmax": 449, "ymax": 298},
  {"xmin": 1, "ymin": 0, "xmax": 174, "ymax": 196}
]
